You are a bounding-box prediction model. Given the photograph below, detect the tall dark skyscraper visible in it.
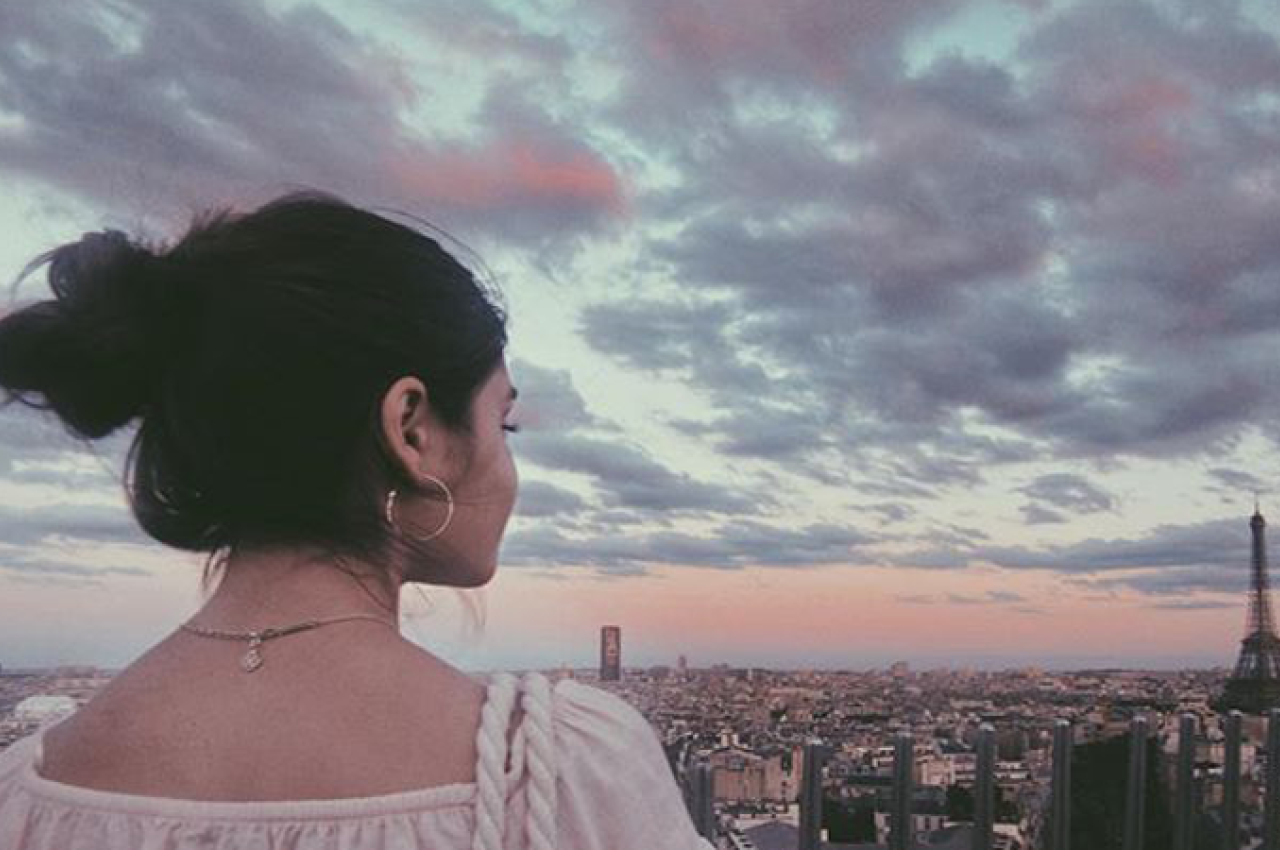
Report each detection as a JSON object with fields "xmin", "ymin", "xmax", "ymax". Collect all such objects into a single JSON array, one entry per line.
[
  {"xmin": 600, "ymin": 625, "xmax": 621, "ymax": 681},
  {"xmin": 1219, "ymin": 506, "xmax": 1280, "ymax": 713}
]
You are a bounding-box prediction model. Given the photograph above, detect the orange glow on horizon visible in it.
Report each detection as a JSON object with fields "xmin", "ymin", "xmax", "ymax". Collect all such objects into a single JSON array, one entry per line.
[{"xmin": 464, "ymin": 561, "xmax": 1242, "ymax": 668}]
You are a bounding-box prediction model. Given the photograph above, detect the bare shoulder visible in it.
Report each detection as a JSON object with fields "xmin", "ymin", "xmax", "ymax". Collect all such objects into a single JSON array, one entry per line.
[{"xmin": 40, "ymin": 632, "xmax": 500, "ymax": 800}]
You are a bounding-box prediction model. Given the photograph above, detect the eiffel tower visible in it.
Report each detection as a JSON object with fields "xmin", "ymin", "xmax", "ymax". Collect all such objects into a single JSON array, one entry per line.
[{"xmin": 1218, "ymin": 506, "xmax": 1280, "ymax": 714}]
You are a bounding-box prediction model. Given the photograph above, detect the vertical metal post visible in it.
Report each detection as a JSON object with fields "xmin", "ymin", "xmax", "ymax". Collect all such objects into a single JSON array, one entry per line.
[
  {"xmin": 1123, "ymin": 715, "xmax": 1148, "ymax": 850},
  {"xmin": 972, "ymin": 723, "xmax": 995, "ymax": 850},
  {"xmin": 684, "ymin": 761, "xmax": 695, "ymax": 824},
  {"xmin": 891, "ymin": 732, "xmax": 914, "ymax": 850},
  {"xmin": 1050, "ymin": 719, "xmax": 1072, "ymax": 850},
  {"xmin": 1174, "ymin": 713, "xmax": 1196, "ymax": 850},
  {"xmin": 683, "ymin": 761, "xmax": 697, "ymax": 826},
  {"xmin": 1223, "ymin": 711, "xmax": 1241, "ymax": 850},
  {"xmin": 690, "ymin": 760, "xmax": 715, "ymax": 840},
  {"xmin": 799, "ymin": 739, "xmax": 825, "ymax": 850},
  {"xmin": 1266, "ymin": 708, "xmax": 1280, "ymax": 850},
  {"xmin": 700, "ymin": 761, "xmax": 716, "ymax": 840}
]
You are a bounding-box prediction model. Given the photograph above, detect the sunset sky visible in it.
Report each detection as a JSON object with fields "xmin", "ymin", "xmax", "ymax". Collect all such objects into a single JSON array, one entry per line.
[{"xmin": 3, "ymin": 0, "xmax": 1280, "ymax": 670}]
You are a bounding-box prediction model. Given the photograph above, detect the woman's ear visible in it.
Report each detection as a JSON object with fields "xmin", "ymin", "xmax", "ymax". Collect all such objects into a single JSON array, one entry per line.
[{"xmin": 379, "ymin": 375, "xmax": 434, "ymax": 482}]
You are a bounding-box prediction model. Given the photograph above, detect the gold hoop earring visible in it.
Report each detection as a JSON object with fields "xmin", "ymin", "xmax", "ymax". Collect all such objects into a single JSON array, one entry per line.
[{"xmin": 384, "ymin": 474, "xmax": 455, "ymax": 542}]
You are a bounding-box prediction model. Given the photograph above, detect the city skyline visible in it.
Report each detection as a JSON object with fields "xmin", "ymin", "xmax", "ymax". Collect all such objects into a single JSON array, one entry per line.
[
  {"xmin": 3, "ymin": 0, "xmax": 1280, "ymax": 670},
  {"xmin": 1, "ymin": 659, "xmax": 1245, "ymax": 847}
]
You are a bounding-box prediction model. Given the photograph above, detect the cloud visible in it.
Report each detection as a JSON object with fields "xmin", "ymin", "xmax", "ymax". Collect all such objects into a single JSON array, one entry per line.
[
  {"xmin": 0, "ymin": 501, "xmax": 150, "ymax": 548},
  {"xmin": 497, "ymin": 359, "xmax": 801, "ymax": 574},
  {"xmin": 2, "ymin": 453, "xmax": 117, "ymax": 487},
  {"xmin": 1021, "ymin": 503, "xmax": 1067, "ymax": 525},
  {"xmin": 516, "ymin": 431, "xmax": 759, "ymax": 513},
  {"xmin": 0, "ymin": 536, "xmax": 153, "ymax": 588},
  {"xmin": 0, "ymin": 0, "xmax": 623, "ymax": 248},
  {"xmin": 880, "ymin": 510, "xmax": 1271, "ymax": 599},
  {"xmin": 894, "ymin": 589, "xmax": 1030, "ymax": 605},
  {"xmin": 507, "ymin": 358, "xmax": 758, "ymax": 516},
  {"xmin": 12, "ymin": 0, "xmax": 1279, "ymax": 488},
  {"xmin": 4, "ymin": 0, "xmax": 1280, "ymax": 609},
  {"xmin": 976, "ymin": 517, "xmax": 1248, "ymax": 574},
  {"xmin": 863, "ymin": 502, "xmax": 917, "ymax": 524},
  {"xmin": 1206, "ymin": 467, "xmax": 1269, "ymax": 498},
  {"xmin": 1019, "ymin": 473, "xmax": 1115, "ymax": 513},
  {"xmin": 1148, "ymin": 598, "xmax": 1238, "ymax": 611},
  {"xmin": 572, "ymin": 0, "xmax": 1280, "ymax": 506},
  {"xmin": 502, "ymin": 517, "xmax": 877, "ymax": 572},
  {"xmin": 1018, "ymin": 472, "xmax": 1115, "ymax": 523},
  {"xmin": 508, "ymin": 358, "xmax": 609, "ymax": 433},
  {"xmin": 0, "ymin": 551, "xmax": 149, "ymax": 579},
  {"xmin": 601, "ymin": 0, "xmax": 967, "ymax": 140},
  {"xmin": 889, "ymin": 548, "xmax": 975, "ymax": 570},
  {"xmin": 0, "ymin": 408, "xmax": 145, "ymax": 545},
  {"xmin": 512, "ymin": 479, "xmax": 589, "ymax": 519},
  {"xmin": 1071, "ymin": 566, "xmax": 1246, "ymax": 597}
]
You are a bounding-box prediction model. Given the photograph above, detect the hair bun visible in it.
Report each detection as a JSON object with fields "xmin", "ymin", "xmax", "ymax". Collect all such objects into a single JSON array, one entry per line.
[{"xmin": 0, "ymin": 228, "xmax": 190, "ymax": 439}]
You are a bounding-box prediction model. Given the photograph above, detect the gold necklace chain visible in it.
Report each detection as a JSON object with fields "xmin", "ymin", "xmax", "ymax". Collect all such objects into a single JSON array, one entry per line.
[{"xmin": 179, "ymin": 614, "xmax": 398, "ymax": 673}]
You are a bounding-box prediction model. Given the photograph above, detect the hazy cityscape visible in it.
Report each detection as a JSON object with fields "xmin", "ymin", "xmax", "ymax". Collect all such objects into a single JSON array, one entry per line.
[
  {"xmin": 5, "ymin": 509, "xmax": 1280, "ymax": 848},
  {"xmin": 7, "ymin": 508, "xmax": 1280, "ymax": 849},
  {"xmin": 0, "ymin": 654, "xmax": 1249, "ymax": 849}
]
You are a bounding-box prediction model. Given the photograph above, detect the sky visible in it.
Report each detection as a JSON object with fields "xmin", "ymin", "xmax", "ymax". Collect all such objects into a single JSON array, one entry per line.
[{"xmin": 2, "ymin": 0, "xmax": 1280, "ymax": 671}]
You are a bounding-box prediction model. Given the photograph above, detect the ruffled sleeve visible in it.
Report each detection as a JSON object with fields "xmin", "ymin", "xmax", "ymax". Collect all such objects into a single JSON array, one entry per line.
[{"xmin": 552, "ymin": 680, "xmax": 714, "ymax": 850}]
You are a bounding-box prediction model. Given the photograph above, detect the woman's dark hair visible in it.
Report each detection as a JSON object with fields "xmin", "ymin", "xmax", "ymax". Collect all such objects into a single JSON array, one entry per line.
[{"xmin": 0, "ymin": 192, "xmax": 507, "ymax": 599}]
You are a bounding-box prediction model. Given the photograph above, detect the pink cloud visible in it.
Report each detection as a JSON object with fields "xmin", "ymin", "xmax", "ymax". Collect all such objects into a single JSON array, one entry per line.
[
  {"xmin": 1053, "ymin": 75, "xmax": 1196, "ymax": 186},
  {"xmin": 635, "ymin": 0, "xmax": 950, "ymax": 89},
  {"xmin": 1084, "ymin": 77, "xmax": 1195, "ymax": 123},
  {"xmin": 1091, "ymin": 79, "xmax": 1194, "ymax": 186},
  {"xmin": 389, "ymin": 138, "xmax": 626, "ymax": 216},
  {"xmin": 1112, "ymin": 129, "xmax": 1184, "ymax": 185}
]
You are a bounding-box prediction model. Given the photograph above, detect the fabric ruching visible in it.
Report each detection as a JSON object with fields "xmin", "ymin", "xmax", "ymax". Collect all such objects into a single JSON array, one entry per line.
[{"xmin": 0, "ymin": 673, "xmax": 714, "ymax": 850}]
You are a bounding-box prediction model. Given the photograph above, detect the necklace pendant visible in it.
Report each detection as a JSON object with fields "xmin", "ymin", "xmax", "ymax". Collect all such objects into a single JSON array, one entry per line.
[
  {"xmin": 241, "ymin": 647, "xmax": 263, "ymax": 672},
  {"xmin": 241, "ymin": 635, "xmax": 264, "ymax": 673}
]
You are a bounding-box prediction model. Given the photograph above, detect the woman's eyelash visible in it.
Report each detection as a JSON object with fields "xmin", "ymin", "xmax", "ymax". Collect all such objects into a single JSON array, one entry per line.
[{"xmin": 502, "ymin": 422, "xmax": 521, "ymax": 433}]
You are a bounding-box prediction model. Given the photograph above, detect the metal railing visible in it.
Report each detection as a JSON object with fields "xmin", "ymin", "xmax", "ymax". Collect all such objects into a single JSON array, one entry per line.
[
  {"xmin": 685, "ymin": 707, "xmax": 1280, "ymax": 849},
  {"xmin": 1117, "ymin": 709, "xmax": 1274, "ymax": 850}
]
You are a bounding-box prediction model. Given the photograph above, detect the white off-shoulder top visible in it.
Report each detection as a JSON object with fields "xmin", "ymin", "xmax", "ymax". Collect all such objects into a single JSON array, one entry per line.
[{"xmin": 0, "ymin": 671, "xmax": 714, "ymax": 850}]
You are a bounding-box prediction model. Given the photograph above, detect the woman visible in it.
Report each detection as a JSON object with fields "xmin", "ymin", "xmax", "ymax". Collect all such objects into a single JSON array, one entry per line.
[{"xmin": 0, "ymin": 193, "xmax": 714, "ymax": 849}]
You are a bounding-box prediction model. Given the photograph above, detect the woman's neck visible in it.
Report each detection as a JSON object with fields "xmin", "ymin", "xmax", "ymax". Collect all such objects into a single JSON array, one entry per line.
[{"xmin": 190, "ymin": 545, "xmax": 403, "ymax": 631}]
